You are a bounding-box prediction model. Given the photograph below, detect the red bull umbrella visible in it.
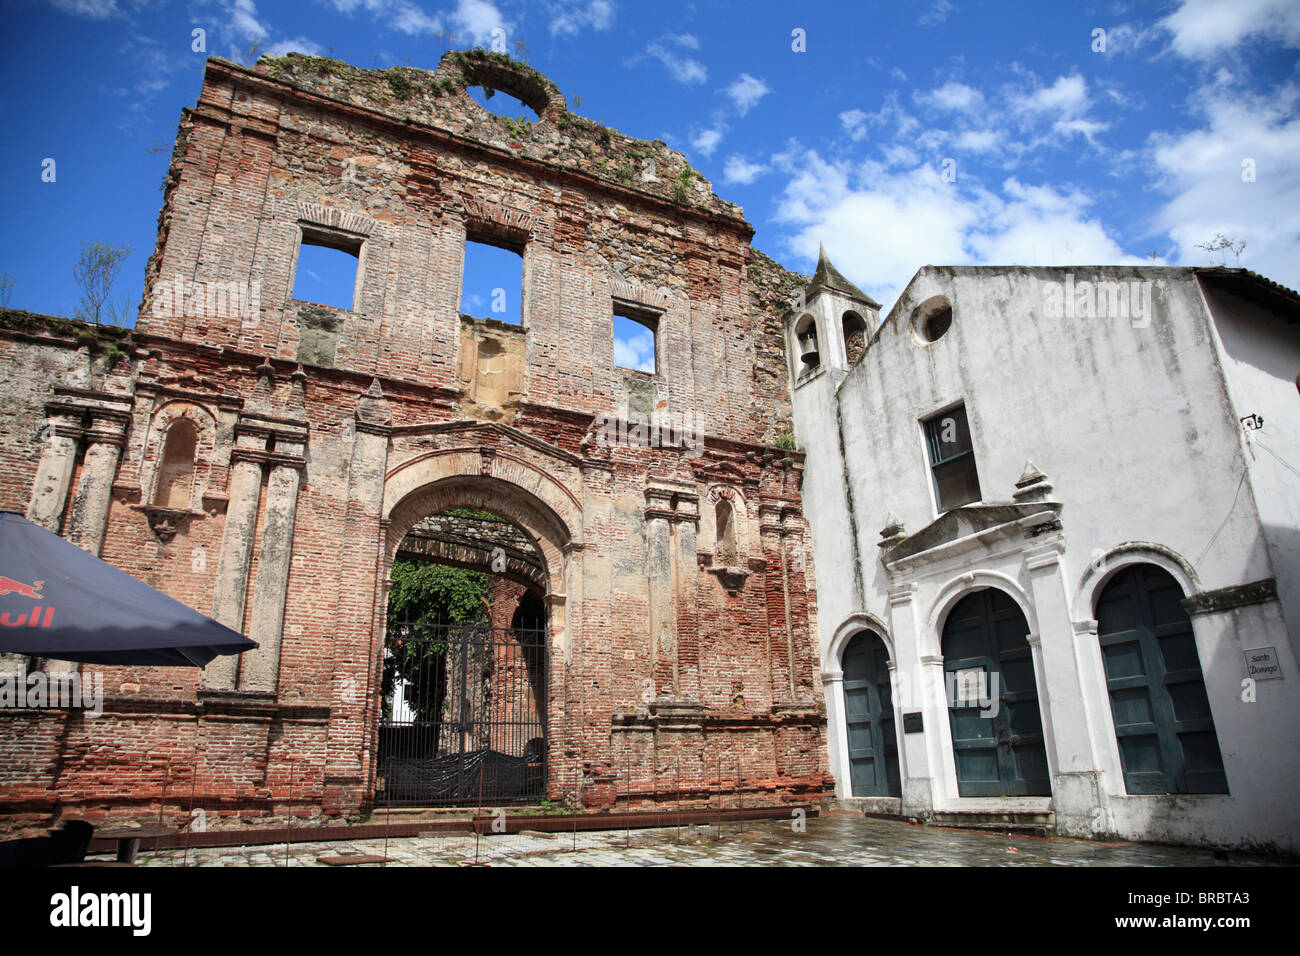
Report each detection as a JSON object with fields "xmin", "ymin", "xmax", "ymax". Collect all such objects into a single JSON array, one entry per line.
[{"xmin": 0, "ymin": 512, "xmax": 257, "ymax": 667}]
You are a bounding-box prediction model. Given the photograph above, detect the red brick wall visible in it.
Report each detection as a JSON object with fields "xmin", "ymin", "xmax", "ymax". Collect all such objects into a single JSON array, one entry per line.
[{"xmin": 0, "ymin": 52, "xmax": 828, "ymax": 834}]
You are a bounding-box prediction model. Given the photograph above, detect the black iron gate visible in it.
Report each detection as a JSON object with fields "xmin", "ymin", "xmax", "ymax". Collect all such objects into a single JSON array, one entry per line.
[{"xmin": 378, "ymin": 620, "xmax": 547, "ymax": 806}]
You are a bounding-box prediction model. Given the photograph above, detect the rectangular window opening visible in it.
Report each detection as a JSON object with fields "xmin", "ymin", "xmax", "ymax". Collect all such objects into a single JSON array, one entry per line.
[
  {"xmin": 292, "ymin": 228, "xmax": 361, "ymax": 311},
  {"xmin": 462, "ymin": 235, "xmax": 524, "ymax": 325},
  {"xmin": 923, "ymin": 404, "xmax": 981, "ymax": 513},
  {"xmin": 613, "ymin": 300, "xmax": 659, "ymax": 374}
]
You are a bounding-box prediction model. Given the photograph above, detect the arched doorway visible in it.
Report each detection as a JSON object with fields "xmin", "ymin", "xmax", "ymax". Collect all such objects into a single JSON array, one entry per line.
[
  {"xmin": 377, "ymin": 469, "xmax": 576, "ymax": 808},
  {"xmin": 1095, "ymin": 564, "xmax": 1228, "ymax": 794},
  {"xmin": 842, "ymin": 630, "xmax": 900, "ymax": 797},
  {"xmin": 942, "ymin": 588, "xmax": 1050, "ymax": 797},
  {"xmin": 379, "ymin": 507, "xmax": 549, "ymax": 806}
]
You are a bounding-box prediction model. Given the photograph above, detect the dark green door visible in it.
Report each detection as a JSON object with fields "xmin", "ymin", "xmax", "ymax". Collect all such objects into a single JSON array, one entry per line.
[
  {"xmin": 842, "ymin": 631, "xmax": 901, "ymax": 797},
  {"xmin": 943, "ymin": 589, "xmax": 1051, "ymax": 797},
  {"xmin": 1096, "ymin": 565, "xmax": 1228, "ymax": 794}
]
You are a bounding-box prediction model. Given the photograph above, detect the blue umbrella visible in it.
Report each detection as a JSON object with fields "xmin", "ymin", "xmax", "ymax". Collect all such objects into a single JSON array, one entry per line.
[{"xmin": 0, "ymin": 512, "xmax": 257, "ymax": 667}]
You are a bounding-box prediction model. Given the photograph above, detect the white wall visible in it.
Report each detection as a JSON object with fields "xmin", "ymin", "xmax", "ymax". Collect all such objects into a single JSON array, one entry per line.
[
  {"xmin": 1202, "ymin": 281, "xmax": 1300, "ymax": 656},
  {"xmin": 793, "ymin": 264, "xmax": 1300, "ymax": 852}
]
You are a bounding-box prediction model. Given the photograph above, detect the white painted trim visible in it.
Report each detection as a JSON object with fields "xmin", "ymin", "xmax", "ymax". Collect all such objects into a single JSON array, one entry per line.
[
  {"xmin": 923, "ymin": 569, "xmax": 1039, "ymax": 659},
  {"xmin": 827, "ymin": 611, "xmax": 894, "ymax": 666},
  {"xmin": 1074, "ymin": 541, "xmax": 1201, "ymax": 615}
]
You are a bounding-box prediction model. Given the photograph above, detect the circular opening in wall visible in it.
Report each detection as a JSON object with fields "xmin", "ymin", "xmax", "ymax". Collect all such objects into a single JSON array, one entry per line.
[
  {"xmin": 910, "ymin": 296, "xmax": 953, "ymax": 344},
  {"xmin": 459, "ymin": 60, "xmax": 554, "ymax": 120}
]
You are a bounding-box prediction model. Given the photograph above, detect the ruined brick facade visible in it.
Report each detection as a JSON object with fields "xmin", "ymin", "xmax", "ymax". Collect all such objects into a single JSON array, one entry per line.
[{"xmin": 0, "ymin": 50, "xmax": 827, "ymax": 832}]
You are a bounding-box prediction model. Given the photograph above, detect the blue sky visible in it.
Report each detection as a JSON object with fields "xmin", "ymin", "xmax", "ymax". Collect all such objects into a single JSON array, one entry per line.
[{"xmin": 3, "ymin": 0, "xmax": 1299, "ymax": 355}]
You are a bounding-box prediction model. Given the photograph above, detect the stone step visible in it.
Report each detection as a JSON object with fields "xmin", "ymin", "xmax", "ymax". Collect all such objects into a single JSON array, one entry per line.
[{"xmin": 929, "ymin": 809, "xmax": 1056, "ymax": 837}]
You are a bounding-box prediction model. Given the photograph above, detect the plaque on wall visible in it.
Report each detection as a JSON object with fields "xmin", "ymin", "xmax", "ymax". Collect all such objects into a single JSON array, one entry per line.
[
  {"xmin": 1244, "ymin": 647, "xmax": 1283, "ymax": 681},
  {"xmin": 903, "ymin": 711, "xmax": 923, "ymax": 734}
]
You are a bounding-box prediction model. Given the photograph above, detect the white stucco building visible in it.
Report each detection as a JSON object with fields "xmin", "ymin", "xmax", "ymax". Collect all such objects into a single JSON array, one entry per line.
[{"xmin": 788, "ymin": 250, "xmax": 1300, "ymax": 853}]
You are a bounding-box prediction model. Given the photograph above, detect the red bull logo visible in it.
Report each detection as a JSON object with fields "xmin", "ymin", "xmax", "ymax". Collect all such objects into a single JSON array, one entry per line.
[
  {"xmin": 0, "ymin": 577, "xmax": 43, "ymax": 600},
  {"xmin": 0, "ymin": 577, "xmax": 53, "ymax": 628}
]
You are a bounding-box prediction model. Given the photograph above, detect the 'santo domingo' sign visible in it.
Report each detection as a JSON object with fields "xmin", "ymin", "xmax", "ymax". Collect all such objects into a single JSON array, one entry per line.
[{"xmin": 1243, "ymin": 647, "xmax": 1283, "ymax": 681}]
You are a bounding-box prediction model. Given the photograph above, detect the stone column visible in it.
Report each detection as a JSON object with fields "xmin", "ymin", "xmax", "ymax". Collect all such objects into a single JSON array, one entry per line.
[
  {"xmin": 324, "ymin": 384, "xmax": 389, "ymax": 813},
  {"xmin": 782, "ymin": 508, "xmax": 812, "ymax": 698},
  {"xmin": 885, "ymin": 581, "xmax": 939, "ymax": 817},
  {"xmin": 65, "ymin": 412, "xmax": 129, "ymax": 556},
  {"xmin": 26, "ymin": 409, "xmax": 83, "ymax": 533},
  {"xmin": 203, "ymin": 449, "xmax": 264, "ymax": 691},
  {"xmin": 239, "ymin": 452, "xmax": 304, "ymax": 693},
  {"xmin": 821, "ymin": 667, "xmax": 848, "ymax": 798},
  {"xmin": 643, "ymin": 486, "xmax": 698, "ymax": 701},
  {"xmin": 1024, "ymin": 541, "xmax": 1106, "ymax": 834},
  {"xmin": 644, "ymin": 508, "xmax": 674, "ymax": 699},
  {"xmin": 673, "ymin": 508, "xmax": 699, "ymax": 701},
  {"xmin": 758, "ymin": 502, "xmax": 789, "ymax": 706}
]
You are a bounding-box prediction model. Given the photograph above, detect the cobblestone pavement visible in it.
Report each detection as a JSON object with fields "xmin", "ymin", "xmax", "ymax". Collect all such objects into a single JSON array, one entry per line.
[{"xmin": 130, "ymin": 811, "xmax": 1278, "ymax": 867}]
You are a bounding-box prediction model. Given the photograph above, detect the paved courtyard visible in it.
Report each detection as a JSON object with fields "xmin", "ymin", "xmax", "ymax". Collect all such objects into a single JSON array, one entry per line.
[{"xmin": 129, "ymin": 811, "xmax": 1280, "ymax": 867}]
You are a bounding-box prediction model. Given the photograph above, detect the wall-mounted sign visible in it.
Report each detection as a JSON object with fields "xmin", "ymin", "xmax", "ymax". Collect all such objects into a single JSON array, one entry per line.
[
  {"xmin": 903, "ymin": 711, "xmax": 923, "ymax": 734},
  {"xmin": 1244, "ymin": 647, "xmax": 1283, "ymax": 681}
]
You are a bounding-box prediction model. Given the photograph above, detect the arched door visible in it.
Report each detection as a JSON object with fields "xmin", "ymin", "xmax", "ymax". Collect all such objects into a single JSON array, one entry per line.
[
  {"xmin": 942, "ymin": 589, "xmax": 1051, "ymax": 797},
  {"xmin": 1095, "ymin": 564, "xmax": 1228, "ymax": 794},
  {"xmin": 842, "ymin": 631, "xmax": 901, "ymax": 797}
]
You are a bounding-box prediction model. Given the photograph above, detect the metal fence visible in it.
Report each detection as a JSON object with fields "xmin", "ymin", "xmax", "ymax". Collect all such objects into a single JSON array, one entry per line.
[{"xmin": 377, "ymin": 621, "xmax": 547, "ymax": 807}]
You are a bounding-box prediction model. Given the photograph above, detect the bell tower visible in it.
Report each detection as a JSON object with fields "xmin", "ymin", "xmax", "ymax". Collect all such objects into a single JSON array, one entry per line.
[{"xmin": 786, "ymin": 245, "xmax": 881, "ymax": 384}]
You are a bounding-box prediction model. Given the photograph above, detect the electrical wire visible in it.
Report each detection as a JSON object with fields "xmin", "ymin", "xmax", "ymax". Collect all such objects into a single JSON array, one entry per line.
[
  {"xmin": 1252, "ymin": 436, "xmax": 1300, "ymax": 479},
  {"xmin": 1196, "ymin": 466, "xmax": 1248, "ymax": 566}
]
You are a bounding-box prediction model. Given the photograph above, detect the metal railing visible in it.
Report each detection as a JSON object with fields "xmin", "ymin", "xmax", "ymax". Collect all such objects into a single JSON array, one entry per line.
[{"xmin": 378, "ymin": 622, "xmax": 547, "ymax": 807}]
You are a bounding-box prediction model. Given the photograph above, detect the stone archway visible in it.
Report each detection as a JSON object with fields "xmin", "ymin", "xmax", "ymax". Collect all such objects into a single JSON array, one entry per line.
[{"xmin": 375, "ymin": 472, "xmax": 578, "ymax": 806}]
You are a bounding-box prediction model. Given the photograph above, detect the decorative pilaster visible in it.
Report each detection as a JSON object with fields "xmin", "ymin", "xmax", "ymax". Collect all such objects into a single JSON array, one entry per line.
[
  {"xmin": 644, "ymin": 485, "xmax": 698, "ymax": 700},
  {"xmin": 203, "ymin": 446, "xmax": 265, "ymax": 691},
  {"xmin": 26, "ymin": 408, "xmax": 84, "ymax": 532},
  {"xmin": 325, "ymin": 379, "xmax": 389, "ymax": 806},
  {"xmin": 1023, "ymin": 537, "xmax": 1109, "ymax": 834},
  {"xmin": 758, "ymin": 501, "xmax": 791, "ymax": 701},
  {"xmin": 240, "ymin": 453, "xmax": 305, "ymax": 692},
  {"xmin": 65, "ymin": 412, "xmax": 130, "ymax": 556}
]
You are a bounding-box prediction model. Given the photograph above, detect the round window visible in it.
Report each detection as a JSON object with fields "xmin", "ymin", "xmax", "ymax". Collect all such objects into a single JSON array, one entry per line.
[{"xmin": 910, "ymin": 297, "xmax": 953, "ymax": 344}]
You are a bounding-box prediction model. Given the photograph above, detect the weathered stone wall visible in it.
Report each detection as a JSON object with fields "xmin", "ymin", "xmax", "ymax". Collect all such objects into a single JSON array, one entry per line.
[{"xmin": 0, "ymin": 50, "xmax": 826, "ymax": 833}]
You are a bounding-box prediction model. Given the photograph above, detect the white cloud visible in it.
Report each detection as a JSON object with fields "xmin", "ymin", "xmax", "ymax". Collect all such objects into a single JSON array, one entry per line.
[
  {"xmin": 1149, "ymin": 80, "xmax": 1300, "ymax": 287},
  {"xmin": 548, "ymin": 0, "xmax": 614, "ymax": 36},
  {"xmin": 1000, "ymin": 72, "xmax": 1112, "ymax": 148},
  {"xmin": 451, "ymin": 0, "xmax": 506, "ymax": 46},
  {"xmin": 955, "ymin": 129, "xmax": 999, "ymax": 153},
  {"xmin": 226, "ymin": 0, "xmax": 267, "ymax": 40},
  {"xmin": 265, "ymin": 36, "xmax": 324, "ymax": 56},
  {"xmin": 692, "ymin": 126, "xmax": 725, "ymax": 157},
  {"xmin": 725, "ymin": 73, "xmax": 770, "ymax": 115},
  {"xmin": 772, "ymin": 148, "xmax": 1142, "ymax": 311},
  {"xmin": 1015, "ymin": 73, "xmax": 1089, "ymax": 117},
  {"xmin": 1054, "ymin": 117, "xmax": 1109, "ymax": 143},
  {"xmin": 1160, "ymin": 0, "xmax": 1300, "ymax": 59},
  {"xmin": 614, "ymin": 325, "xmax": 655, "ymax": 372},
  {"xmin": 919, "ymin": 0, "xmax": 953, "ymax": 27},
  {"xmin": 50, "ymin": 0, "xmax": 118, "ymax": 17},
  {"xmin": 1102, "ymin": 23, "xmax": 1160, "ymax": 55},
  {"xmin": 916, "ymin": 81, "xmax": 982, "ymax": 112},
  {"xmin": 854, "ymin": 91, "xmax": 920, "ymax": 140},
  {"xmin": 881, "ymin": 143, "xmax": 919, "ymax": 167},
  {"xmin": 326, "ymin": 0, "xmax": 442, "ymax": 36},
  {"xmin": 646, "ymin": 35, "xmax": 707, "ymax": 84},
  {"xmin": 723, "ymin": 155, "xmax": 768, "ymax": 185},
  {"xmin": 840, "ymin": 109, "xmax": 869, "ymax": 142}
]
